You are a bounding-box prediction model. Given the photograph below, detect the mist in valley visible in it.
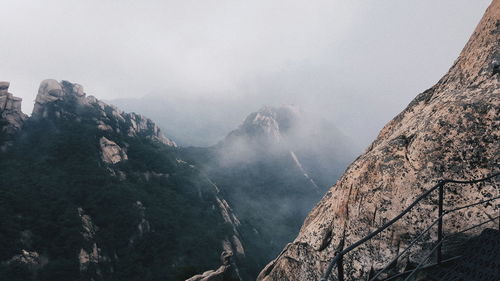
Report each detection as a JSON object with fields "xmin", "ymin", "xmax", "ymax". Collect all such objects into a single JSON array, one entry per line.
[{"xmin": 0, "ymin": 1, "xmax": 494, "ymax": 280}]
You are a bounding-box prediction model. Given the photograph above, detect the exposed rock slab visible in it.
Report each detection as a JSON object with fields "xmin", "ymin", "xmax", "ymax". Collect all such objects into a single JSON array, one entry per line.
[
  {"xmin": 0, "ymin": 81, "xmax": 28, "ymax": 150},
  {"xmin": 258, "ymin": 1, "xmax": 500, "ymax": 281},
  {"xmin": 185, "ymin": 251, "xmax": 236, "ymax": 281},
  {"xmin": 99, "ymin": 136, "xmax": 128, "ymax": 164}
]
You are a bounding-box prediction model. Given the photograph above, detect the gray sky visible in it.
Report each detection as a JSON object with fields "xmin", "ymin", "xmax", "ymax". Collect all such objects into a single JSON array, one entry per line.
[{"xmin": 0, "ymin": 0, "xmax": 491, "ymax": 145}]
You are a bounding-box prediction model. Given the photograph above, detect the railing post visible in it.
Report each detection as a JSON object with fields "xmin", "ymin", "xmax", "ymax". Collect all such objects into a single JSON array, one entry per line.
[
  {"xmin": 337, "ymin": 254, "xmax": 344, "ymax": 281},
  {"xmin": 337, "ymin": 238, "xmax": 345, "ymax": 281},
  {"xmin": 437, "ymin": 181, "xmax": 444, "ymax": 264}
]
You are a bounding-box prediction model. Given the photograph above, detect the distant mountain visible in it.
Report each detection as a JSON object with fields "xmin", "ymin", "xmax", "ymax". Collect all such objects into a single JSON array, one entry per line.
[
  {"xmin": 110, "ymin": 96, "xmax": 249, "ymax": 147},
  {"xmin": 181, "ymin": 105, "xmax": 356, "ymax": 277},
  {"xmin": 0, "ymin": 80, "xmax": 243, "ymax": 281}
]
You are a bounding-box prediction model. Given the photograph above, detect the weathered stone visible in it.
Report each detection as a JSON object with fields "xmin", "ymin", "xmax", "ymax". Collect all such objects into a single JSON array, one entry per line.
[
  {"xmin": 0, "ymin": 82, "xmax": 27, "ymax": 150},
  {"xmin": 31, "ymin": 79, "xmax": 177, "ymax": 147},
  {"xmin": 258, "ymin": 1, "xmax": 500, "ymax": 281},
  {"xmin": 0, "ymin": 81, "xmax": 10, "ymax": 94},
  {"xmin": 77, "ymin": 207, "xmax": 105, "ymax": 274},
  {"xmin": 99, "ymin": 136, "xmax": 128, "ymax": 164},
  {"xmin": 72, "ymin": 83, "xmax": 85, "ymax": 97},
  {"xmin": 185, "ymin": 251, "xmax": 235, "ymax": 281},
  {"xmin": 8, "ymin": 250, "xmax": 41, "ymax": 266}
]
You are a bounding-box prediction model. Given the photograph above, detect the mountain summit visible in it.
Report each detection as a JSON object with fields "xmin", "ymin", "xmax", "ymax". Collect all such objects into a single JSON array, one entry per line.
[
  {"xmin": 258, "ymin": 1, "xmax": 499, "ymax": 280},
  {"xmin": 225, "ymin": 105, "xmax": 302, "ymax": 145},
  {"xmin": 180, "ymin": 105, "xmax": 356, "ymax": 278},
  {"xmin": 32, "ymin": 79, "xmax": 176, "ymax": 147}
]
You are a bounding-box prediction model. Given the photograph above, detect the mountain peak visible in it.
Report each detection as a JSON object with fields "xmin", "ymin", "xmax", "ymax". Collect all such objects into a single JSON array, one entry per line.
[
  {"xmin": 31, "ymin": 79, "xmax": 176, "ymax": 147},
  {"xmin": 228, "ymin": 105, "xmax": 301, "ymax": 144}
]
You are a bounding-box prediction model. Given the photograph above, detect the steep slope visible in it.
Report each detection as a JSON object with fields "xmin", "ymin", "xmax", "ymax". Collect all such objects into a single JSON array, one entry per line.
[
  {"xmin": 220, "ymin": 105, "xmax": 355, "ymax": 188},
  {"xmin": 0, "ymin": 80, "xmax": 243, "ymax": 281},
  {"xmin": 258, "ymin": 1, "xmax": 499, "ymax": 281},
  {"xmin": 181, "ymin": 105, "xmax": 356, "ymax": 279},
  {"xmin": 0, "ymin": 81, "xmax": 27, "ymax": 151}
]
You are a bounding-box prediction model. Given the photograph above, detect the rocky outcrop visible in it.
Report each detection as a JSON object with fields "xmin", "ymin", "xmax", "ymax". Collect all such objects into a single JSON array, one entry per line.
[
  {"xmin": 32, "ymin": 79, "xmax": 176, "ymax": 147},
  {"xmin": 185, "ymin": 251, "xmax": 237, "ymax": 281},
  {"xmin": 8, "ymin": 250, "xmax": 43, "ymax": 270},
  {"xmin": 78, "ymin": 207, "xmax": 106, "ymax": 276},
  {"xmin": 99, "ymin": 136, "xmax": 128, "ymax": 164},
  {"xmin": 0, "ymin": 81, "xmax": 27, "ymax": 150},
  {"xmin": 128, "ymin": 201, "xmax": 151, "ymax": 246},
  {"xmin": 201, "ymin": 171, "xmax": 246, "ymax": 259},
  {"xmin": 258, "ymin": 1, "xmax": 499, "ymax": 281}
]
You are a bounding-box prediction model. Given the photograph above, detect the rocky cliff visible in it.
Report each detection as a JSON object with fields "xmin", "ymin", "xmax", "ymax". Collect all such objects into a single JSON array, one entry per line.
[
  {"xmin": 258, "ymin": 1, "xmax": 499, "ymax": 280},
  {"xmin": 0, "ymin": 81, "xmax": 27, "ymax": 151},
  {"xmin": 32, "ymin": 79, "xmax": 176, "ymax": 147}
]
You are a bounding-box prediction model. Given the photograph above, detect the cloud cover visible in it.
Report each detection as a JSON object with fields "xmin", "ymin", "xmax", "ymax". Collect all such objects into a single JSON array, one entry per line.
[{"xmin": 0, "ymin": 0, "xmax": 491, "ymax": 145}]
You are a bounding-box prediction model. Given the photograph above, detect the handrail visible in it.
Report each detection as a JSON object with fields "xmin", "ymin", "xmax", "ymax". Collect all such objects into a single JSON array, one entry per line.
[
  {"xmin": 320, "ymin": 172, "xmax": 499, "ymax": 281},
  {"xmin": 368, "ymin": 214, "xmax": 442, "ymax": 281},
  {"xmin": 378, "ymin": 215, "xmax": 499, "ymax": 281}
]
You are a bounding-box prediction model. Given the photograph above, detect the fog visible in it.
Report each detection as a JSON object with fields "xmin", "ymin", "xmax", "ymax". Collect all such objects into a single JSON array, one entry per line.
[{"xmin": 0, "ymin": 0, "xmax": 490, "ymax": 147}]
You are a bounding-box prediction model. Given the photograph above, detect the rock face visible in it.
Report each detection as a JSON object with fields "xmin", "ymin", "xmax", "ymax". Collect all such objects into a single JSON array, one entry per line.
[
  {"xmin": 0, "ymin": 81, "xmax": 27, "ymax": 149},
  {"xmin": 8, "ymin": 250, "xmax": 42, "ymax": 269},
  {"xmin": 186, "ymin": 251, "xmax": 237, "ymax": 281},
  {"xmin": 258, "ymin": 2, "xmax": 499, "ymax": 281},
  {"xmin": 99, "ymin": 136, "xmax": 128, "ymax": 164},
  {"xmin": 32, "ymin": 79, "xmax": 176, "ymax": 147},
  {"xmin": 78, "ymin": 207, "xmax": 107, "ymax": 279}
]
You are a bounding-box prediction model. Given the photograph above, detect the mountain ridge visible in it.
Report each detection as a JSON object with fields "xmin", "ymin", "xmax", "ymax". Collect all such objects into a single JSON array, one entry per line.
[
  {"xmin": 0, "ymin": 79, "xmax": 245, "ymax": 281},
  {"xmin": 257, "ymin": 1, "xmax": 499, "ymax": 280}
]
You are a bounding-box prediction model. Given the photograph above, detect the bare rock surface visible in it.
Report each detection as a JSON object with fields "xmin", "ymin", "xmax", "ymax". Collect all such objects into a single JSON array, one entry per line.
[
  {"xmin": 32, "ymin": 79, "xmax": 176, "ymax": 147},
  {"xmin": 99, "ymin": 136, "xmax": 128, "ymax": 164},
  {"xmin": 77, "ymin": 207, "xmax": 106, "ymax": 275},
  {"xmin": 0, "ymin": 81, "xmax": 27, "ymax": 146},
  {"xmin": 185, "ymin": 251, "xmax": 236, "ymax": 281},
  {"xmin": 258, "ymin": 1, "xmax": 500, "ymax": 281}
]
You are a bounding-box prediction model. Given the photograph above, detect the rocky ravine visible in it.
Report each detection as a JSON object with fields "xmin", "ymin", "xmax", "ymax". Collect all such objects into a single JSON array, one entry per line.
[{"xmin": 258, "ymin": 1, "xmax": 499, "ymax": 281}]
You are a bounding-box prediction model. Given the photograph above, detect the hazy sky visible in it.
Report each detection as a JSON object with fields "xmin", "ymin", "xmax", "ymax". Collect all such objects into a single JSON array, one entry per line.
[{"xmin": 0, "ymin": 0, "xmax": 491, "ymax": 144}]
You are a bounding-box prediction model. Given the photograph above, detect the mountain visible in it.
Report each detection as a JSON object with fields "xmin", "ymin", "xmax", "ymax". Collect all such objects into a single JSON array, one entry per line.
[
  {"xmin": 257, "ymin": 1, "xmax": 499, "ymax": 280},
  {"xmin": 0, "ymin": 79, "xmax": 243, "ymax": 281},
  {"xmin": 180, "ymin": 105, "xmax": 356, "ymax": 278},
  {"xmin": 0, "ymin": 78, "xmax": 355, "ymax": 281}
]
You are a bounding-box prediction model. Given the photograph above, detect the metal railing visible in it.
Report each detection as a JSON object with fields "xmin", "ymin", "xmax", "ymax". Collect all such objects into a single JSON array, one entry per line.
[{"xmin": 319, "ymin": 172, "xmax": 499, "ymax": 281}]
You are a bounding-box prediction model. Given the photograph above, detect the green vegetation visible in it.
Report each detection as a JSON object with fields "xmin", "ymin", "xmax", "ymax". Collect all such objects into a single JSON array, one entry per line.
[{"xmin": 0, "ymin": 105, "xmax": 234, "ymax": 281}]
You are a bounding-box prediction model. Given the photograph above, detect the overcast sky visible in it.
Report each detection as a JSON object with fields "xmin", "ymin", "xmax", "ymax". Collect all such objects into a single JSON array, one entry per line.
[{"xmin": 0, "ymin": 0, "xmax": 491, "ymax": 144}]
